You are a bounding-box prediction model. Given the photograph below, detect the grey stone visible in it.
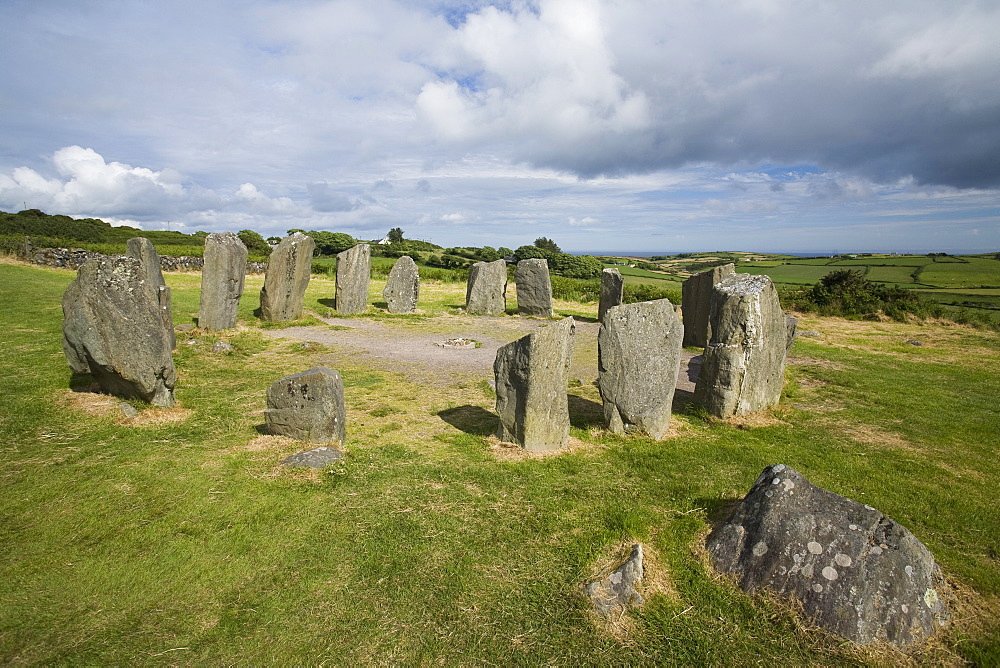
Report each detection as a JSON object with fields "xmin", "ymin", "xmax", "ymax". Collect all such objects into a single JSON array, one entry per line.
[
  {"xmin": 382, "ymin": 255, "xmax": 419, "ymax": 314},
  {"xmin": 800, "ymin": 329, "xmax": 821, "ymax": 338},
  {"xmin": 62, "ymin": 256, "xmax": 177, "ymax": 407},
  {"xmin": 335, "ymin": 244, "xmax": 371, "ymax": 315},
  {"xmin": 681, "ymin": 263, "xmax": 736, "ymax": 348},
  {"xmin": 693, "ymin": 274, "xmax": 787, "ymax": 418},
  {"xmin": 598, "ymin": 299, "xmax": 683, "ymax": 439},
  {"xmin": 465, "ymin": 259, "xmax": 507, "ymax": 315},
  {"xmin": 126, "ymin": 237, "xmax": 175, "ymax": 350},
  {"xmin": 260, "ymin": 232, "xmax": 315, "ymax": 321},
  {"xmin": 282, "ymin": 446, "xmax": 345, "ymax": 468},
  {"xmin": 706, "ymin": 465, "xmax": 949, "ymax": 647},
  {"xmin": 598, "ymin": 268, "xmax": 624, "ymax": 322},
  {"xmin": 265, "ymin": 367, "xmax": 346, "ymax": 444},
  {"xmin": 175, "ymin": 323, "xmax": 195, "ymax": 332},
  {"xmin": 211, "ymin": 341, "xmax": 235, "ymax": 353},
  {"xmin": 584, "ymin": 544, "xmax": 645, "ymax": 620},
  {"xmin": 907, "ymin": 339, "xmax": 923, "ymax": 346},
  {"xmin": 514, "ymin": 258, "xmax": 553, "ymax": 317},
  {"xmin": 199, "ymin": 232, "xmax": 247, "ymax": 330},
  {"xmin": 786, "ymin": 314, "xmax": 798, "ymax": 353},
  {"xmin": 118, "ymin": 401, "xmax": 139, "ymax": 419},
  {"xmin": 494, "ymin": 317, "xmax": 575, "ymax": 451}
]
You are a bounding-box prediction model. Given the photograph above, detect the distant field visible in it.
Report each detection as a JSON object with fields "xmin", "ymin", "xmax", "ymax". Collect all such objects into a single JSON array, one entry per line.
[
  {"xmin": 736, "ymin": 264, "xmax": 835, "ymax": 284},
  {"xmin": 918, "ymin": 258, "xmax": 1000, "ymax": 288}
]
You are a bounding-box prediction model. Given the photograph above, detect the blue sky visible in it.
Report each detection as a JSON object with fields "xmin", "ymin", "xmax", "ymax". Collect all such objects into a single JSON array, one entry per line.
[{"xmin": 1, "ymin": 0, "xmax": 998, "ymax": 253}]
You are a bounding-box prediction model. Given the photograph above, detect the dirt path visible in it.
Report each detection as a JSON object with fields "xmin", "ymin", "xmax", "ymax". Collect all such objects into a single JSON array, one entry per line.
[{"xmin": 264, "ymin": 314, "xmax": 700, "ymax": 390}]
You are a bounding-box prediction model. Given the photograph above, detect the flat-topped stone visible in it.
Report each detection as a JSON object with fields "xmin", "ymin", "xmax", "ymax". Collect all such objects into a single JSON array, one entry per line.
[
  {"xmin": 198, "ymin": 232, "xmax": 247, "ymax": 330},
  {"xmin": 260, "ymin": 232, "xmax": 315, "ymax": 321},
  {"xmin": 682, "ymin": 263, "xmax": 735, "ymax": 348},
  {"xmin": 514, "ymin": 258, "xmax": 553, "ymax": 317},
  {"xmin": 265, "ymin": 367, "xmax": 346, "ymax": 443},
  {"xmin": 466, "ymin": 259, "xmax": 507, "ymax": 315},
  {"xmin": 336, "ymin": 243, "xmax": 371, "ymax": 315}
]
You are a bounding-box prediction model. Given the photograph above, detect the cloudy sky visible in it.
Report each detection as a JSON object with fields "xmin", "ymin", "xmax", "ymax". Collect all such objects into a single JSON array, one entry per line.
[{"xmin": 1, "ymin": 0, "xmax": 998, "ymax": 253}]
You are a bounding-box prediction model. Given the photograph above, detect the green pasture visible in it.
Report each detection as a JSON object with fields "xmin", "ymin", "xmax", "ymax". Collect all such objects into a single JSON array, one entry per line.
[
  {"xmin": 1, "ymin": 262, "xmax": 999, "ymax": 664},
  {"xmin": 737, "ymin": 263, "xmax": 835, "ymax": 284},
  {"xmin": 918, "ymin": 258, "xmax": 1000, "ymax": 289}
]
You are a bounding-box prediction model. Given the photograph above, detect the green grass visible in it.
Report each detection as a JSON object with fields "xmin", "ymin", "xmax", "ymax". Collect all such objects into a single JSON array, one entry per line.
[{"xmin": 1, "ymin": 262, "xmax": 998, "ymax": 664}]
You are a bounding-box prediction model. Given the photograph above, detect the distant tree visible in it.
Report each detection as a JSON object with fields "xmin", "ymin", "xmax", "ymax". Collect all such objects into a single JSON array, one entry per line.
[
  {"xmin": 533, "ymin": 237, "xmax": 561, "ymax": 253},
  {"xmin": 287, "ymin": 228, "xmax": 306, "ymax": 235},
  {"xmin": 387, "ymin": 227, "xmax": 404, "ymax": 244},
  {"xmin": 498, "ymin": 247, "xmax": 513, "ymax": 258},
  {"xmin": 514, "ymin": 244, "xmax": 553, "ymax": 261},
  {"xmin": 306, "ymin": 230, "xmax": 356, "ymax": 255},
  {"xmin": 266, "ymin": 236, "xmax": 282, "ymax": 245},
  {"xmin": 237, "ymin": 229, "xmax": 270, "ymax": 255}
]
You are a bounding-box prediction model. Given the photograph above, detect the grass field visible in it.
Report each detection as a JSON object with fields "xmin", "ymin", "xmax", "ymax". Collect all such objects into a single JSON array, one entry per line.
[{"xmin": 1, "ymin": 261, "xmax": 999, "ymax": 664}]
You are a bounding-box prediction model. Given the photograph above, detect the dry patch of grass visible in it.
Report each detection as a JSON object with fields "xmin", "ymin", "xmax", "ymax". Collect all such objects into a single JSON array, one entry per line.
[
  {"xmin": 486, "ymin": 434, "xmax": 598, "ymax": 461},
  {"xmin": 59, "ymin": 390, "xmax": 193, "ymax": 425}
]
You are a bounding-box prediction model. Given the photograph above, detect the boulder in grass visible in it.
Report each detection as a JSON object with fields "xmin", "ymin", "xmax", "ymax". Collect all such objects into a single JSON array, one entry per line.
[
  {"xmin": 62, "ymin": 257, "xmax": 177, "ymax": 408},
  {"xmin": 335, "ymin": 243, "xmax": 371, "ymax": 315},
  {"xmin": 265, "ymin": 367, "xmax": 346, "ymax": 444},
  {"xmin": 494, "ymin": 317, "xmax": 575, "ymax": 451},
  {"xmin": 584, "ymin": 544, "xmax": 645, "ymax": 620},
  {"xmin": 382, "ymin": 255, "xmax": 419, "ymax": 314},
  {"xmin": 466, "ymin": 259, "xmax": 508, "ymax": 315},
  {"xmin": 706, "ymin": 465, "xmax": 949, "ymax": 647},
  {"xmin": 598, "ymin": 299, "xmax": 683, "ymax": 439},
  {"xmin": 260, "ymin": 232, "xmax": 315, "ymax": 322}
]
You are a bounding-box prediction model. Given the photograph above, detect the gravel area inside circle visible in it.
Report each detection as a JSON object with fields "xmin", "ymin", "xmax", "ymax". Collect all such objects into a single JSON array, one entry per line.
[{"xmin": 264, "ymin": 313, "xmax": 701, "ymax": 389}]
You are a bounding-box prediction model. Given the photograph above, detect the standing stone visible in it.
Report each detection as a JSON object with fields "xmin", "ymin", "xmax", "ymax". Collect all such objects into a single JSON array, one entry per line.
[
  {"xmin": 62, "ymin": 257, "xmax": 177, "ymax": 407},
  {"xmin": 494, "ymin": 317, "xmax": 575, "ymax": 451},
  {"xmin": 598, "ymin": 268, "xmax": 624, "ymax": 322},
  {"xmin": 466, "ymin": 259, "xmax": 507, "ymax": 315},
  {"xmin": 335, "ymin": 243, "xmax": 371, "ymax": 315},
  {"xmin": 265, "ymin": 367, "xmax": 346, "ymax": 444},
  {"xmin": 707, "ymin": 465, "xmax": 949, "ymax": 647},
  {"xmin": 514, "ymin": 258, "xmax": 553, "ymax": 317},
  {"xmin": 785, "ymin": 314, "xmax": 798, "ymax": 353},
  {"xmin": 383, "ymin": 255, "xmax": 419, "ymax": 314},
  {"xmin": 126, "ymin": 237, "xmax": 175, "ymax": 349},
  {"xmin": 598, "ymin": 299, "xmax": 683, "ymax": 439},
  {"xmin": 693, "ymin": 274, "xmax": 787, "ymax": 418},
  {"xmin": 260, "ymin": 232, "xmax": 315, "ymax": 321},
  {"xmin": 682, "ymin": 263, "xmax": 736, "ymax": 348},
  {"xmin": 198, "ymin": 232, "xmax": 247, "ymax": 331}
]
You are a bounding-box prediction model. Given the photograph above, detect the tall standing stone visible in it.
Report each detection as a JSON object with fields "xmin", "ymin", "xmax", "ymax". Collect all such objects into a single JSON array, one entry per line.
[
  {"xmin": 598, "ymin": 299, "xmax": 683, "ymax": 439},
  {"xmin": 126, "ymin": 237, "xmax": 175, "ymax": 349},
  {"xmin": 383, "ymin": 255, "xmax": 419, "ymax": 314},
  {"xmin": 693, "ymin": 274, "xmax": 787, "ymax": 418},
  {"xmin": 707, "ymin": 465, "xmax": 949, "ymax": 647},
  {"xmin": 335, "ymin": 243, "xmax": 371, "ymax": 315},
  {"xmin": 198, "ymin": 232, "xmax": 247, "ymax": 331},
  {"xmin": 466, "ymin": 258, "xmax": 508, "ymax": 315},
  {"xmin": 682, "ymin": 263, "xmax": 736, "ymax": 348},
  {"xmin": 265, "ymin": 367, "xmax": 346, "ymax": 444},
  {"xmin": 260, "ymin": 232, "xmax": 315, "ymax": 322},
  {"xmin": 598, "ymin": 268, "xmax": 625, "ymax": 322},
  {"xmin": 62, "ymin": 257, "xmax": 177, "ymax": 407},
  {"xmin": 515, "ymin": 258, "xmax": 553, "ymax": 317},
  {"xmin": 494, "ymin": 317, "xmax": 575, "ymax": 451}
]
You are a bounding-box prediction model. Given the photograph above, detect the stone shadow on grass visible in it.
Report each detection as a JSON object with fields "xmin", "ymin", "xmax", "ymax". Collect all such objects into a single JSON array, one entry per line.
[
  {"xmin": 317, "ymin": 298, "xmax": 336, "ymax": 309},
  {"xmin": 438, "ymin": 405, "xmax": 498, "ymax": 436},
  {"xmin": 696, "ymin": 496, "xmax": 743, "ymax": 529},
  {"xmin": 568, "ymin": 393, "xmax": 604, "ymax": 429}
]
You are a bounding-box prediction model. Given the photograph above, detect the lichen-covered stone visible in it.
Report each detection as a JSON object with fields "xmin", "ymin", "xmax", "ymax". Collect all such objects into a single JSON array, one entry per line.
[
  {"xmin": 335, "ymin": 243, "xmax": 371, "ymax": 315},
  {"xmin": 383, "ymin": 255, "xmax": 419, "ymax": 314},
  {"xmin": 584, "ymin": 544, "xmax": 645, "ymax": 620},
  {"xmin": 494, "ymin": 317, "xmax": 575, "ymax": 451},
  {"xmin": 466, "ymin": 259, "xmax": 507, "ymax": 315},
  {"xmin": 282, "ymin": 446, "xmax": 345, "ymax": 468},
  {"xmin": 598, "ymin": 299, "xmax": 683, "ymax": 439},
  {"xmin": 707, "ymin": 465, "xmax": 949, "ymax": 647},
  {"xmin": 198, "ymin": 232, "xmax": 247, "ymax": 331},
  {"xmin": 682, "ymin": 263, "xmax": 735, "ymax": 348},
  {"xmin": 693, "ymin": 274, "xmax": 786, "ymax": 418},
  {"xmin": 62, "ymin": 256, "xmax": 177, "ymax": 407},
  {"xmin": 598, "ymin": 268, "xmax": 624, "ymax": 322},
  {"xmin": 260, "ymin": 232, "xmax": 315, "ymax": 321},
  {"xmin": 265, "ymin": 367, "xmax": 346, "ymax": 443},
  {"xmin": 126, "ymin": 237, "xmax": 175, "ymax": 349},
  {"xmin": 514, "ymin": 258, "xmax": 553, "ymax": 317}
]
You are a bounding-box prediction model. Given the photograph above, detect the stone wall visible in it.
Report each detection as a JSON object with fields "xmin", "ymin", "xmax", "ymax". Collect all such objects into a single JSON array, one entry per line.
[{"xmin": 23, "ymin": 246, "xmax": 267, "ymax": 273}]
